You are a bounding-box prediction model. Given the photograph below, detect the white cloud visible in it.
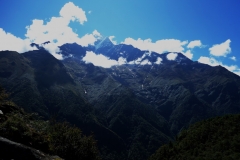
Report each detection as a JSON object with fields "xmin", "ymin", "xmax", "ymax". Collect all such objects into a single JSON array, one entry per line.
[
  {"xmin": 187, "ymin": 40, "xmax": 202, "ymax": 49},
  {"xmin": 82, "ymin": 51, "xmax": 156, "ymax": 68},
  {"xmin": 128, "ymin": 61, "xmax": 135, "ymax": 65},
  {"xmin": 25, "ymin": 19, "xmax": 46, "ymax": 43},
  {"xmin": 0, "ymin": 28, "xmax": 37, "ymax": 53},
  {"xmin": 118, "ymin": 57, "xmax": 127, "ymax": 65},
  {"xmin": 0, "ymin": 2, "xmax": 101, "ymax": 59},
  {"xmin": 109, "ymin": 36, "xmax": 117, "ymax": 45},
  {"xmin": 155, "ymin": 57, "xmax": 162, "ymax": 64},
  {"xmin": 230, "ymin": 56, "xmax": 236, "ymax": 61},
  {"xmin": 76, "ymin": 30, "xmax": 102, "ymax": 47},
  {"xmin": 25, "ymin": 2, "xmax": 101, "ymax": 47},
  {"xmin": 122, "ymin": 38, "xmax": 187, "ymax": 54},
  {"xmin": 183, "ymin": 50, "xmax": 193, "ymax": 59},
  {"xmin": 59, "ymin": 2, "xmax": 87, "ymax": 25},
  {"xmin": 129, "ymin": 57, "xmax": 141, "ymax": 65},
  {"xmin": 25, "ymin": 17, "xmax": 79, "ymax": 45},
  {"xmin": 184, "ymin": 40, "xmax": 203, "ymax": 59},
  {"xmin": 198, "ymin": 56, "xmax": 240, "ymax": 76},
  {"xmin": 24, "ymin": 2, "xmax": 102, "ymax": 58},
  {"xmin": 167, "ymin": 52, "xmax": 178, "ymax": 60},
  {"xmin": 88, "ymin": 11, "xmax": 92, "ymax": 14},
  {"xmin": 198, "ymin": 56, "xmax": 220, "ymax": 66},
  {"xmin": 141, "ymin": 59, "xmax": 151, "ymax": 65},
  {"xmin": 41, "ymin": 43, "xmax": 63, "ymax": 60},
  {"xmin": 209, "ymin": 39, "xmax": 231, "ymax": 57},
  {"xmin": 82, "ymin": 51, "xmax": 118, "ymax": 68},
  {"xmin": 93, "ymin": 30, "xmax": 102, "ymax": 38}
]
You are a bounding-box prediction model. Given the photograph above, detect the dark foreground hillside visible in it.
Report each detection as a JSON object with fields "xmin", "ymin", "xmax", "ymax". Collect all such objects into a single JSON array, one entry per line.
[
  {"xmin": 0, "ymin": 86, "xmax": 101, "ymax": 160},
  {"xmin": 149, "ymin": 114, "xmax": 240, "ymax": 160}
]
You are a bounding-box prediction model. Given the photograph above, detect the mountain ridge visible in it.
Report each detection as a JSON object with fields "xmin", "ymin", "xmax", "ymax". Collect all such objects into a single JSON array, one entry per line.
[{"xmin": 0, "ymin": 40, "xmax": 240, "ymax": 159}]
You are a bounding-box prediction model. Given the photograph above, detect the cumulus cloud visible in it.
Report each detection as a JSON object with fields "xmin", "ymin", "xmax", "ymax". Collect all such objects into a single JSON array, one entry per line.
[
  {"xmin": 187, "ymin": 40, "xmax": 202, "ymax": 49},
  {"xmin": 209, "ymin": 39, "xmax": 231, "ymax": 57},
  {"xmin": 198, "ymin": 56, "xmax": 240, "ymax": 76},
  {"xmin": 122, "ymin": 38, "xmax": 188, "ymax": 54},
  {"xmin": 197, "ymin": 40, "xmax": 240, "ymax": 76},
  {"xmin": 25, "ymin": 4, "xmax": 99, "ymax": 47},
  {"xmin": 167, "ymin": 52, "xmax": 178, "ymax": 60},
  {"xmin": 23, "ymin": 2, "xmax": 102, "ymax": 58},
  {"xmin": 0, "ymin": 28, "xmax": 37, "ymax": 53},
  {"xmin": 59, "ymin": 2, "xmax": 87, "ymax": 25},
  {"xmin": 82, "ymin": 51, "xmax": 118, "ymax": 68},
  {"xmin": 184, "ymin": 40, "xmax": 204, "ymax": 59}
]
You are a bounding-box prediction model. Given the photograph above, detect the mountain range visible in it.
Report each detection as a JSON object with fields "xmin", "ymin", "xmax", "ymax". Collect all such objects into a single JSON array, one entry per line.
[{"xmin": 0, "ymin": 37, "xmax": 240, "ymax": 159}]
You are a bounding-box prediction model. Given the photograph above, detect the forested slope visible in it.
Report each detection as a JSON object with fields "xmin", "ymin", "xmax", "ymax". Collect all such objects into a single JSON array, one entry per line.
[{"xmin": 149, "ymin": 114, "xmax": 240, "ymax": 160}]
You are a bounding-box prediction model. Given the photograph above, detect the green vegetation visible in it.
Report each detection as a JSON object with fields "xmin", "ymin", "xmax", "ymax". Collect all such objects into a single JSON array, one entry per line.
[
  {"xmin": 149, "ymin": 114, "xmax": 240, "ymax": 160},
  {"xmin": 0, "ymin": 87, "xmax": 101, "ymax": 160}
]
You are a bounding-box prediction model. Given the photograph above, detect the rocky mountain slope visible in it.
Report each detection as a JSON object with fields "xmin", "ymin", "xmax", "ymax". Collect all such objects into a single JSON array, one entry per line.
[{"xmin": 0, "ymin": 38, "xmax": 240, "ymax": 159}]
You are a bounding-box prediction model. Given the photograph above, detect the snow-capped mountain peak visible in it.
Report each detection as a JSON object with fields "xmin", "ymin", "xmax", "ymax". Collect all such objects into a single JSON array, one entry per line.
[{"xmin": 94, "ymin": 37, "xmax": 114, "ymax": 51}]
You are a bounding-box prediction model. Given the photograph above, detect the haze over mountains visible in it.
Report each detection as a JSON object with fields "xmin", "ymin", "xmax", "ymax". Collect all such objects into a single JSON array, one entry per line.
[{"xmin": 0, "ymin": 38, "xmax": 240, "ymax": 159}]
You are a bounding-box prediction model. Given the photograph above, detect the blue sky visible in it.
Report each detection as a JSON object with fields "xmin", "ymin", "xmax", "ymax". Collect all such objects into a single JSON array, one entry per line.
[{"xmin": 0, "ymin": 0, "xmax": 240, "ymax": 75}]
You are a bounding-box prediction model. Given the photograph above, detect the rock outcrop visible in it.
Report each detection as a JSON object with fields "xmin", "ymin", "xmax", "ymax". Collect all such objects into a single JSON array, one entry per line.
[{"xmin": 0, "ymin": 136, "xmax": 62, "ymax": 160}]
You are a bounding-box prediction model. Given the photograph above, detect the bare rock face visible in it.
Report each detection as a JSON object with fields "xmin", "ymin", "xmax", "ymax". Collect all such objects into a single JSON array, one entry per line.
[{"xmin": 0, "ymin": 136, "xmax": 63, "ymax": 160}]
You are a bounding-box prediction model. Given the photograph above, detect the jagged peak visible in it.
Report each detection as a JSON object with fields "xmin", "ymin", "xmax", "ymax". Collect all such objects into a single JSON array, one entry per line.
[{"xmin": 94, "ymin": 37, "xmax": 114, "ymax": 51}]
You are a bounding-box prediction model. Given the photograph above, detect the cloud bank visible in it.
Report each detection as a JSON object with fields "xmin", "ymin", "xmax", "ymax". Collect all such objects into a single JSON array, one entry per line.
[
  {"xmin": 82, "ymin": 51, "xmax": 164, "ymax": 68},
  {"xmin": 0, "ymin": 28, "xmax": 37, "ymax": 53},
  {"xmin": 198, "ymin": 56, "xmax": 240, "ymax": 76},
  {"xmin": 122, "ymin": 38, "xmax": 188, "ymax": 54},
  {"xmin": 122, "ymin": 38, "xmax": 205, "ymax": 60}
]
